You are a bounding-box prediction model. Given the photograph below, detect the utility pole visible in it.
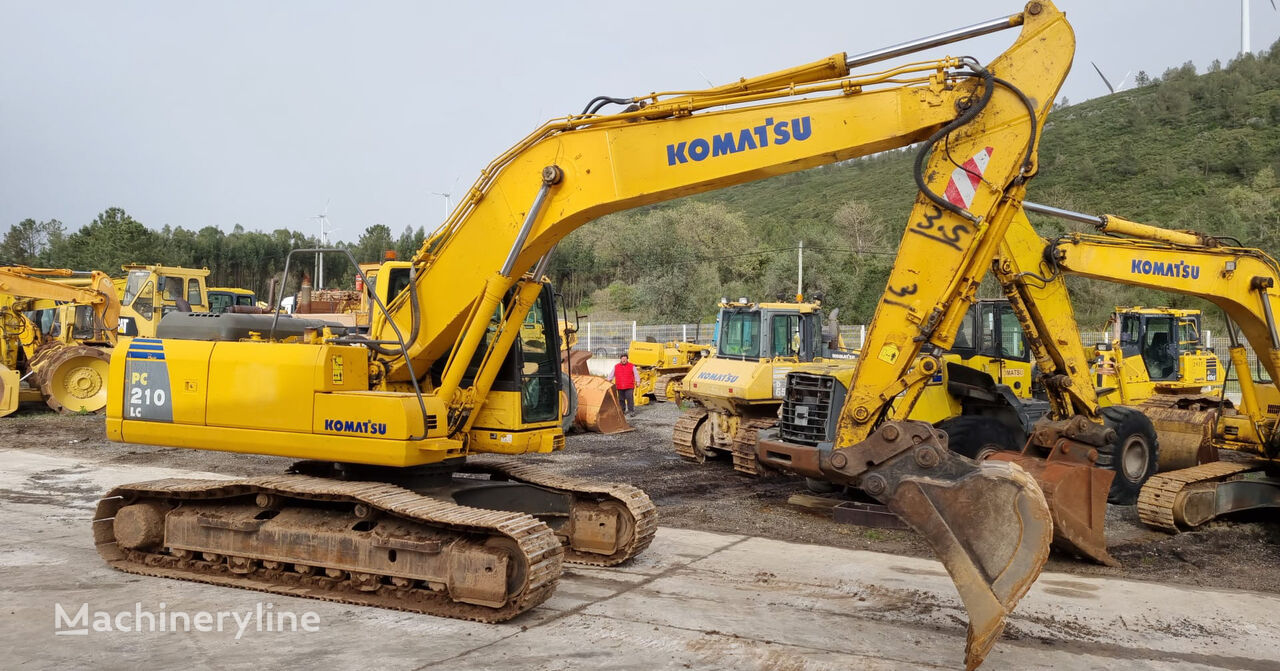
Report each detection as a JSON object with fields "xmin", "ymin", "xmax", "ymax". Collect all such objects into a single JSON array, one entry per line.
[{"xmin": 796, "ymin": 240, "xmax": 804, "ymax": 302}]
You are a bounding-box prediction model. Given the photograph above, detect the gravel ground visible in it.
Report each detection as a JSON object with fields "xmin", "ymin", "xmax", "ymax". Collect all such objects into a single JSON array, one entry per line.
[{"xmin": 4, "ymin": 401, "xmax": 1279, "ymax": 594}]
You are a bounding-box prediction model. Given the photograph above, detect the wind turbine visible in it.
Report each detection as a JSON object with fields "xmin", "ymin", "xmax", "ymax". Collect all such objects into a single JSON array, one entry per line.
[
  {"xmin": 1091, "ymin": 61, "xmax": 1132, "ymax": 95},
  {"xmin": 430, "ymin": 175, "xmax": 461, "ymax": 225},
  {"xmin": 429, "ymin": 192, "xmax": 451, "ymax": 220},
  {"xmin": 1242, "ymin": 0, "xmax": 1279, "ymax": 56},
  {"xmin": 311, "ymin": 199, "xmax": 332, "ymax": 289}
]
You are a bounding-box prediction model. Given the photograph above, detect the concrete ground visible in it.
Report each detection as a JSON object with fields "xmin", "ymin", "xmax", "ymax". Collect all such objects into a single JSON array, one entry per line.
[{"xmin": 1, "ymin": 448, "xmax": 1277, "ymax": 671}]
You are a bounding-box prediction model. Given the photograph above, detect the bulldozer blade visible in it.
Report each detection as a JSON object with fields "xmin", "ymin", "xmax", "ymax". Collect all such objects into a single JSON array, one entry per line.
[
  {"xmin": 0, "ymin": 363, "xmax": 18, "ymax": 418},
  {"xmin": 884, "ymin": 460, "xmax": 1052, "ymax": 670},
  {"xmin": 990, "ymin": 453, "xmax": 1119, "ymax": 567},
  {"xmin": 570, "ymin": 375, "xmax": 633, "ymax": 434}
]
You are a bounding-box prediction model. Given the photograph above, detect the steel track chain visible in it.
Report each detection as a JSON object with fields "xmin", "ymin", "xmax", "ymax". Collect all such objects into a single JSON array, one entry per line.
[
  {"xmin": 93, "ymin": 475, "xmax": 563, "ymax": 622},
  {"xmin": 1137, "ymin": 461, "xmax": 1256, "ymax": 531},
  {"xmin": 464, "ymin": 458, "xmax": 657, "ymax": 566},
  {"xmin": 672, "ymin": 408, "xmax": 709, "ymax": 462}
]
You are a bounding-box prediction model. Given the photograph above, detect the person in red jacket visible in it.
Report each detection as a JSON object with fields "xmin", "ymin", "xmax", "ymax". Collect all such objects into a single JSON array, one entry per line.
[{"xmin": 611, "ymin": 353, "xmax": 638, "ymax": 415}]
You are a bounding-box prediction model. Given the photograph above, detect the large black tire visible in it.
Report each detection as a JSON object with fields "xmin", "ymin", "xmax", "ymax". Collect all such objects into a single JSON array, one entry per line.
[
  {"xmin": 934, "ymin": 415, "xmax": 1022, "ymax": 461},
  {"xmin": 1097, "ymin": 406, "xmax": 1159, "ymax": 506}
]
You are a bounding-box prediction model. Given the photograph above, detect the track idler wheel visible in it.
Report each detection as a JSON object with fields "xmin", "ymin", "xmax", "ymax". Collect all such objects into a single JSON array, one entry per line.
[{"xmin": 819, "ymin": 421, "xmax": 1052, "ymax": 670}]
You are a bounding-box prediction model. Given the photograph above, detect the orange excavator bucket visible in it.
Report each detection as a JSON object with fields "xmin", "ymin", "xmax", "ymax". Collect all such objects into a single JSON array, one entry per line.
[
  {"xmin": 570, "ymin": 374, "xmax": 633, "ymax": 434},
  {"xmin": 987, "ymin": 416, "xmax": 1118, "ymax": 567}
]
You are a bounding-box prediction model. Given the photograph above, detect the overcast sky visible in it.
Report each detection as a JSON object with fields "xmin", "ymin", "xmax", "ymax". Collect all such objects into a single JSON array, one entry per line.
[{"xmin": 3, "ymin": 1, "xmax": 1278, "ymax": 243}]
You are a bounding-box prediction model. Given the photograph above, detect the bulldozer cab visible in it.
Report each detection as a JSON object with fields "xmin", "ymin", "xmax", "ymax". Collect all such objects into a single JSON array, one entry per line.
[
  {"xmin": 207, "ymin": 287, "xmax": 257, "ymax": 313},
  {"xmin": 117, "ymin": 265, "xmax": 210, "ymax": 337},
  {"xmin": 714, "ymin": 300, "xmax": 825, "ymax": 363}
]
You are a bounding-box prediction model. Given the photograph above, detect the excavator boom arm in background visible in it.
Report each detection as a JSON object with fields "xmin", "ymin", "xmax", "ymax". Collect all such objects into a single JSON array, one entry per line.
[{"xmin": 0, "ymin": 267, "xmax": 121, "ymax": 338}]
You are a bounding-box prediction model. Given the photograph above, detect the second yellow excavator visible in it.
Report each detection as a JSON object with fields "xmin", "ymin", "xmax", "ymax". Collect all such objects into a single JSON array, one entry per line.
[{"xmin": 94, "ymin": 4, "xmax": 1078, "ymax": 668}]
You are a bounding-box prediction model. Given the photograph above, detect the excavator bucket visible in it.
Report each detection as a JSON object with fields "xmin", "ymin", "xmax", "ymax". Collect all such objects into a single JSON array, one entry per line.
[
  {"xmin": 570, "ymin": 374, "xmax": 633, "ymax": 434},
  {"xmin": 886, "ymin": 460, "xmax": 1052, "ymax": 670},
  {"xmin": 0, "ymin": 363, "xmax": 18, "ymax": 417},
  {"xmin": 988, "ymin": 448, "xmax": 1118, "ymax": 567},
  {"xmin": 760, "ymin": 420, "xmax": 1053, "ymax": 668}
]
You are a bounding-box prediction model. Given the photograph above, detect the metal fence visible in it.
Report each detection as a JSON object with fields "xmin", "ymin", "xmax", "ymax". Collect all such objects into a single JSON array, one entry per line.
[{"xmin": 571, "ymin": 321, "xmax": 1273, "ymax": 392}]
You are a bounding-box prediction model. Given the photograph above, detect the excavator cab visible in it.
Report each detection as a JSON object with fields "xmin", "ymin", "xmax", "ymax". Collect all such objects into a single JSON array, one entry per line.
[{"xmin": 465, "ymin": 281, "xmax": 567, "ymax": 453}]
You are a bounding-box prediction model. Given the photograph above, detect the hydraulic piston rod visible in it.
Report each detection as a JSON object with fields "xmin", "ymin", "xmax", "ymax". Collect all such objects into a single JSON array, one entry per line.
[{"xmin": 845, "ymin": 12, "xmax": 1024, "ymax": 69}]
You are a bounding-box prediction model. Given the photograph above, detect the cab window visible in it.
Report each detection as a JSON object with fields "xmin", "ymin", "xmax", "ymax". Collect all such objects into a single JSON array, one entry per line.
[
  {"xmin": 1142, "ymin": 316, "xmax": 1179, "ymax": 381},
  {"xmin": 771, "ymin": 314, "xmax": 802, "ymax": 358},
  {"xmin": 1119, "ymin": 314, "xmax": 1142, "ymax": 358},
  {"xmin": 951, "ymin": 306, "xmax": 978, "ymax": 354},
  {"xmin": 121, "ymin": 271, "xmax": 151, "ymax": 305},
  {"xmin": 187, "ymin": 279, "xmax": 202, "ymax": 307},
  {"xmin": 209, "ymin": 293, "xmax": 233, "ymax": 313},
  {"xmin": 997, "ymin": 304, "xmax": 1027, "ymax": 360},
  {"xmin": 718, "ymin": 311, "xmax": 761, "ymax": 358},
  {"xmin": 132, "ymin": 281, "xmax": 155, "ymax": 319}
]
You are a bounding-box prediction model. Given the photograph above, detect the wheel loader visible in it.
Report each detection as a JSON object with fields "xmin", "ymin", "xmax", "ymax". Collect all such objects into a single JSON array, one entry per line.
[
  {"xmin": 96, "ymin": 5, "xmax": 1081, "ymax": 667},
  {"xmin": 0, "ymin": 267, "xmax": 120, "ymax": 415}
]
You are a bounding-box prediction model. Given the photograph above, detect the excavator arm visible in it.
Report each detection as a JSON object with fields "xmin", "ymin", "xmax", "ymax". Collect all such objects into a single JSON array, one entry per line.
[{"xmin": 0, "ymin": 266, "xmax": 120, "ymax": 339}]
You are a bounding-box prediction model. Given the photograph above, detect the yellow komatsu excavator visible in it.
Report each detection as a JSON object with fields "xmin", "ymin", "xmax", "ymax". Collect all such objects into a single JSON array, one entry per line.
[
  {"xmin": 1015, "ymin": 201, "xmax": 1280, "ymax": 532},
  {"xmin": 96, "ymin": 5, "xmax": 1075, "ymax": 667},
  {"xmin": 0, "ymin": 267, "xmax": 120, "ymax": 415}
]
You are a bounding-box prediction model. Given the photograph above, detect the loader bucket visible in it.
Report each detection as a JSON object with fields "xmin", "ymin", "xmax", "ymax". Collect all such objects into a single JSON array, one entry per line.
[
  {"xmin": 989, "ymin": 452, "xmax": 1118, "ymax": 566},
  {"xmin": 884, "ymin": 459, "xmax": 1052, "ymax": 670},
  {"xmin": 570, "ymin": 375, "xmax": 633, "ymax": 434},
  {"xmin": 0, "ymin": 364, "xmax": 18, "ymax": 417}
]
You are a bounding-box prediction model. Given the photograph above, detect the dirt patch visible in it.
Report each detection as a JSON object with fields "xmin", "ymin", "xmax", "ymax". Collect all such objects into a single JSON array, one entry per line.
[{"xmin": 7, "ymin": 402, "xmax": 1280, "ymax": 594}]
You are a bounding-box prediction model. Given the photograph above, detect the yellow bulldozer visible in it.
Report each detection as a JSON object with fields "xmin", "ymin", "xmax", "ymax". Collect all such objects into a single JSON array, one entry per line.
[
  {"xmin": 0, "ymin": 266, "xmax": 119, "ymax": 416},
  {"xmin": 627, "ymin": 339, "xmax": 712, "ymax": 405},
  {"xmin": 95, "ymin": 6, "xmax": 1087, "ymax": 667},
  {"xmin": 673, "ymin": 297, "xmax": 848, "ymax": 474}
]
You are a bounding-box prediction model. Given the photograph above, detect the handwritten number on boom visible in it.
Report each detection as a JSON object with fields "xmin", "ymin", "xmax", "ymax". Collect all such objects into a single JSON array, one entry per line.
[{"xmin": 909, "ymin": 204, "xmax": 970, "ymax": 251}]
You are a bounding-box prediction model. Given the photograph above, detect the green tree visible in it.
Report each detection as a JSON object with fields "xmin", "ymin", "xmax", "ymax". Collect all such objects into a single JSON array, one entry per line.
[
  {"xmin": 47, "ymin": 207, "xmax": 160, "ymax": 271},
  {"xmin": 1, "ymin": 218, "xmax": 63, "ymax": 266}
]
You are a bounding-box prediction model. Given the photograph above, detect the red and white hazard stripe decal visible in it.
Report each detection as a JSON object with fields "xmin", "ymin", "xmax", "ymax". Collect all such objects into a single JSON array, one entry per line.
[{"xmin": 942, "ymin": 146, "xmax": 994, "ymax": 209}]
